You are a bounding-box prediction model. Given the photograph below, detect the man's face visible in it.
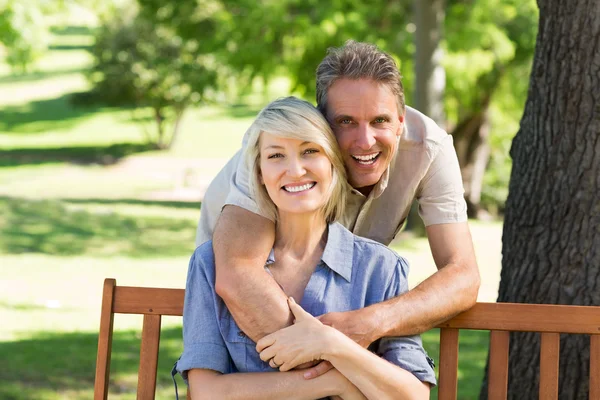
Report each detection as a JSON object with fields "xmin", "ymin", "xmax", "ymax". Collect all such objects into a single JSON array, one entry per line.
[{"xmin": 326, "ymin": 78, "xmax": 404, "ymax": 195}]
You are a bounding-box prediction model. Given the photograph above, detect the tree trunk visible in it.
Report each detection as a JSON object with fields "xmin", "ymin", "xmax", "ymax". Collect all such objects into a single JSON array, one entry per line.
[
  {"xmin": 406, "ymin": 0, "xmax": 445, "ymax": 234},
  {"xmin": 414, "ymin": 0, "xmax": 445, "ymax": 126},
  {"xmin": 450, "ymin": 108, "xmax": 491, "ymax": 218},
  {"xmin": 480, "ymin": 0, "xmax": 600, "ymax": 398}
]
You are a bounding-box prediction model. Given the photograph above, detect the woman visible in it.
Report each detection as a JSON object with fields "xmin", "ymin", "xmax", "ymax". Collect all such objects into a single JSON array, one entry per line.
[{"xmin": 176, "ymin": 97, "xmax": 435, "ymax": 399}]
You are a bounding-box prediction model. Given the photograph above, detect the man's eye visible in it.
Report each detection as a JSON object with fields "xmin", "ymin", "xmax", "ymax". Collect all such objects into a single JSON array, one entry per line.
[
  {"xmin": 267, "ymin": 153, "xmax": 283, "ymax": 159},
  {"xmin": 339, "ymin": 118, "xmax": 352, "ymax": 125},
  {"xmin": 374, "ymin": 117, "xmax": 387, "ymax": 123}
]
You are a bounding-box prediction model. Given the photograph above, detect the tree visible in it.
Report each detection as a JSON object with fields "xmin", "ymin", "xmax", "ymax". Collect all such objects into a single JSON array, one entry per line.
[
  {"xmin": 480, "ymin": 0, "xmax": 600, "ymax": 398},
  {"xmin": 0, "ymin": 0, "xmax": 50, "ymax": 72},
  {"xmin": 88, "ymin": 7, "xmax": 217, "ymax": 149}
]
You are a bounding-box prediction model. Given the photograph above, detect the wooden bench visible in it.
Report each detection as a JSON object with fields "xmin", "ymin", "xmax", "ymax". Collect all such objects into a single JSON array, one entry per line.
[{"xmin": 94, "ymin": 278, "xmax": 600, "ymax": 399}]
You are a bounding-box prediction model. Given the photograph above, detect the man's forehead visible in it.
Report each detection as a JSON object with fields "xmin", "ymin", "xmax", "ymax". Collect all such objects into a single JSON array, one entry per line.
[{"xmin": 326, "ymin": 78, "xmax": 398, "ymax": 118}]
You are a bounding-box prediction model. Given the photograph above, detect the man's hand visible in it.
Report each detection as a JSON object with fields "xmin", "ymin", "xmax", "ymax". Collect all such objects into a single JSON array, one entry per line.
[{"xmin": 318, "ymin": 308, "xmax": 379, "ymax": 348}]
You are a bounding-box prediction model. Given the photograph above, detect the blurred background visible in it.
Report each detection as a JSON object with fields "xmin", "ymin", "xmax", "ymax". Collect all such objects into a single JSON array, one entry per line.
[{"xmin": 0, "ymin": 0, "xmax": 538, "ymax": 398}]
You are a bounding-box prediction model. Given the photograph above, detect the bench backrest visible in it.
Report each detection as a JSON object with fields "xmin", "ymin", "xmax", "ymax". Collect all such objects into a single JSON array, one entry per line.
[
  {"xmin": 436, "ymin": 303, "xmax": 600, "ymax": 400},
  {"xmin": 94, "ymin": 278, "xmax": 600, "ymax": 399}
]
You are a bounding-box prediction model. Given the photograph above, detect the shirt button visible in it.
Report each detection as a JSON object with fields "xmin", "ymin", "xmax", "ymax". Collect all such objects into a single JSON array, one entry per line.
[{"xmin": 238, "ymin": 331, "xmax": 246, "ymax": 338}]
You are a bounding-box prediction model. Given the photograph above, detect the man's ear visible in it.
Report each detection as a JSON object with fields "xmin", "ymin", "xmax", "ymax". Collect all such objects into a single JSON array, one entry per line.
[{"xmin": 396, "ymin": 113, "xmax": 405, "ymax": 137}]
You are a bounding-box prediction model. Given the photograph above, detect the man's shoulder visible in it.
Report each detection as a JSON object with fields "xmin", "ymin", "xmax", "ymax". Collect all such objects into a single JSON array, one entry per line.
[{"xmin": 402, "ymin": 106, "xmax": 449, "ymax": 147}]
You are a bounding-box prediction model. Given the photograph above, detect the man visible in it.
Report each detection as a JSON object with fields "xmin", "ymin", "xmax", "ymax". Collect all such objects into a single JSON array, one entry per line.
[{"xmin": 196, "ymin": 40, "xmax": 480, "ymax": 378}]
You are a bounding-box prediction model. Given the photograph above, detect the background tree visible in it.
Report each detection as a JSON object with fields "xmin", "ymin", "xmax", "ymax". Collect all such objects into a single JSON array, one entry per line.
[
  {"xmin": 480, "ymin": 0, "xmax": 600, "ymax": 398},
  {"xmin": 88, "ymin": 7, "xmax": 217, "ymax": 149}
]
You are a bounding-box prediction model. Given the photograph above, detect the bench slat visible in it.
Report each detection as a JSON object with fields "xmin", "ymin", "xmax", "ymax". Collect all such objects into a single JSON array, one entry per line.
[
  {"xmin": 488, "ymin": 330, "xmax": 509, "ymax": 400},
  {"xmin": 539, "ymin": 332, "xmax": 560, "ymax": 399},
  {"xmin": 94, "ymin": 278, "xmax": 116, "ymax": 400},
  {"xmin": 113, "ymin": 286, "xmax": 184, "ymax": 316},
  {"xmin": 437, "ymin": 303, "xmax": 600, "ymax": 334},
  {"xmin": 591, "ymin": 335, "xmax": 600, "ymax": 400},
  {"xmin": 137, "ymin": 314, "xmax": 162, "ymax": 400},
  {"xmin": 438, "ymin": 328, "xmax": 459, "ymax": 400}
]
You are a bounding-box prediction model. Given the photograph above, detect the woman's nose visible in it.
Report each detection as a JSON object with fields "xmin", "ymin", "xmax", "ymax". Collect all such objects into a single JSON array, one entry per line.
[{"xmin": 286, "ymin": 157, "xmax": 306, "ymax": 177}]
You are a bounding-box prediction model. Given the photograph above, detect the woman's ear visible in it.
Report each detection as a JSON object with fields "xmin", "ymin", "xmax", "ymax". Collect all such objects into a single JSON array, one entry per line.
[{"xmin": 259, "ymin": 171, "xmax": 264, "ymax": 185}]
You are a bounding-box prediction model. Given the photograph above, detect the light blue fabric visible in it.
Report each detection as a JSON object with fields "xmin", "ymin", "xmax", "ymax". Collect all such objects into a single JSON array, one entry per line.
[{"xmin": 176, "ymin": 222, "xmax": 436, "ymax": 386}]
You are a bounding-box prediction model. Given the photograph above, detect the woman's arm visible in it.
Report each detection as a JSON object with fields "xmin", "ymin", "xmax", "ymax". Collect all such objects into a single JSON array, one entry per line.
[
  {"xmin": 257, "ymin": 298, "xmax": 430, "ymax": 400},
  {"xmin": 187, "ymin": 367, "xmax": 365, "ymax": 400},
  {"xmin": 323, "ymin": 329, "xmax": 430, "ymax": 400}
]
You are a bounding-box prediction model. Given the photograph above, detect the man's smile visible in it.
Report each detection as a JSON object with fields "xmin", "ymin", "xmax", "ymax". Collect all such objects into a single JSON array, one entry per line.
[{"xmin": 351, "ymin": 152, "xmax": 381, "ymax": 165}]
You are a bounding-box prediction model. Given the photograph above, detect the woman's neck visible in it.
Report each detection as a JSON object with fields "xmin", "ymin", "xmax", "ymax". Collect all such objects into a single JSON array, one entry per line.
[{"xmin": 274, "ymin": 212, "xmax": 327, "ymax": 261}]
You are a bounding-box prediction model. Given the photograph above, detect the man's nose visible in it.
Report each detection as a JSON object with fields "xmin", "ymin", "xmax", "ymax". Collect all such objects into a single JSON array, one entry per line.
[{"xmin": 355, "ymin": 124, "xmax": 377, "ymax": 150}]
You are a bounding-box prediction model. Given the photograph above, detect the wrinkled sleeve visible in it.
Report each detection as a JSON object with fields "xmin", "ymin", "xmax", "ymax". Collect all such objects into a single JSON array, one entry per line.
[
  {"xmin": 417, "ymin": 134, "xmax": 467, "ymax": 227},
  {"xmin": 377, "ymin": 257, "xmax": 437, "ymax": 386},
  {"xmin": 176, "ymin": 246, "xmax": 231, "ymax": 379}
]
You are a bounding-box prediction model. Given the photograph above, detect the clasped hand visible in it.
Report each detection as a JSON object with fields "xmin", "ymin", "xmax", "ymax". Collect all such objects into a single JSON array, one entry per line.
[{"xmin": 256, "ymin": 297, "xmax": 332, "ymax": 371}]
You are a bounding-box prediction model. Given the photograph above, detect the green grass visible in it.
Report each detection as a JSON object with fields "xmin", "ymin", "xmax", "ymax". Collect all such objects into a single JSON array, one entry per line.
[{"xmin": 0, "ymin": 24, "xmax": 495, "ymax": 399}]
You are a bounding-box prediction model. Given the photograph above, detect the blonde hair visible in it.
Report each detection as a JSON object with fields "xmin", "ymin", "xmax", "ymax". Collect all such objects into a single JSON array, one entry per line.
[{"xmin": 245, "ymin": 96, "xmax": 347, "ymax": 223}]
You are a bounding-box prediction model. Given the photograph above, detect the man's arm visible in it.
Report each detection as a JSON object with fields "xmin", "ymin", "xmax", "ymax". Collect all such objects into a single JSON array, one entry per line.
[
  {"xmin": 213, "ymin": 205, "xmax": 293, "ymax": 342},
  {"xmin": 319, "ymin": 221, "xmax": 479, "ymax": 341},
  {"xmin": 377, "ymin": 221, "xmax": 479, "ymax": 335}
]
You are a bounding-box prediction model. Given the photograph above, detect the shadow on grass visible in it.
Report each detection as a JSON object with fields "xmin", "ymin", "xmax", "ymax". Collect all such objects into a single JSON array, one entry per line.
[
  {"xmin": 50, "ymin": 25, "xmax": 95, "ymax": 36},
  {"xmin": 0, "ymin": 197, "xmax": 198, "ymax": 257},
  {"xmin": 0, "ymin": 93, "xmax": 108, "ymax": 134},
  {"xmin": 0, "ymin": 67, "xmax": 88, "ymax": 85},
  {"xmin": 203, "ymin": 103, "xmax": 263, "ymax": 120},
  {"xmin": 0, "ymin": 326, "xmax": 184, "ymax": 400},
  {"xmin": 0, "ymin": 143, "xmax": 156, "ymax": 167},
  {"xmin": 422, "ymin": 329, "xmax": 487, "ymax": 399},
  {"xmin": 62, "ymin": 198, "xmax": 200, "ymax": 210}
]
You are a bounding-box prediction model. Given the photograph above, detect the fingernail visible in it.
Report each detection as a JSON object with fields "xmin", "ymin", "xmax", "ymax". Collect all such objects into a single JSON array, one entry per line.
[{"xmin": 303, "ymin": 371, "xmax": 312, "ymax": 379}]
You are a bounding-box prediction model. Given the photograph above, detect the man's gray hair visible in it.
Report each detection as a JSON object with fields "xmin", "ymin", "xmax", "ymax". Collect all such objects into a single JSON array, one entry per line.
[{"xmin": 316, "ymin": 40, "xmax": 405, "ymax": 116}]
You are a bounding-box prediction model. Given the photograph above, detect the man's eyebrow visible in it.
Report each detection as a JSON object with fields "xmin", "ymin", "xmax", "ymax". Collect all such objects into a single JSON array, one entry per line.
[
  {"xmin": 373, "ymin": 114, "xmax": 392, "ymax": 120},
  {"xmin": 332, "ymin": 114, "xmax": 354, "ymax": 121}
]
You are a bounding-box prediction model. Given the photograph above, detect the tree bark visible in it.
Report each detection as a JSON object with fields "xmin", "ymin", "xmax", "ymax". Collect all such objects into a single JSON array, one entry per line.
[
  {"xmin": 414, "ymin": 0, "xmax": 446, "ymax": 126},
  {"xmin": 480, "ymin": 0, "xmax": 600, "ymax": 399},
  {"xmin": 450, "ymin": 108, "xmax": 491, "ymax": 218}
]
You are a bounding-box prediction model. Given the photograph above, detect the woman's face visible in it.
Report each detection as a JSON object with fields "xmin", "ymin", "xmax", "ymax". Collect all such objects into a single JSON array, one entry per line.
[{"xmin": 259, "ymin": 133, "xmax": 333, "ymax": 218}]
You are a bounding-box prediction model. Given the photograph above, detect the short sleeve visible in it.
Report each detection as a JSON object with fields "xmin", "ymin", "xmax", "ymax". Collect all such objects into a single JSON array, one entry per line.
[
  {"xmin": 176, "ymin": 245, "xmax": 231, "ymax": 378},
  {"xmin": 377, "ymin": 257, "xmax": 437, "ymax": 386},
  {"xmin": 417, "ymin": 135, "xmax": 467, "ymax": 227}
]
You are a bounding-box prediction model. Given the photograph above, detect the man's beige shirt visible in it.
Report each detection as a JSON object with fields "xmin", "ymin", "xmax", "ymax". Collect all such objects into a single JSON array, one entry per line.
[{"xmin": 196, "ymin": 106, "xmax": 467, "ymax": 247}]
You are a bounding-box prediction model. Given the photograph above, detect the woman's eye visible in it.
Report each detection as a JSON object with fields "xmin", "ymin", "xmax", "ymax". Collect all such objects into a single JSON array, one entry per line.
[
  {"xmin": 267, "ymin": 153, "xmax": 283, "ymax": 159},
  {"xmin": 304, "ymin": 148, "xmax": 319, "ymax": 155}
]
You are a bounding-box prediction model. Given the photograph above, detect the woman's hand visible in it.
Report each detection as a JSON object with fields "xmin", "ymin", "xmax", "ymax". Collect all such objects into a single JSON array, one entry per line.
[{"xmin": 257, "ymin": 297, "xmax": 335, "ymax": 371}]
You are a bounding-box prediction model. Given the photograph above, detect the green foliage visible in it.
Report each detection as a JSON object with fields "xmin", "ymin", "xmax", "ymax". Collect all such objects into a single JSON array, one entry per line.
[
  {"xmin": 88, "ymin": 6, "xmax": 218, "ymax": 149},
  {"xmin": 0, "ymin": 0, "xmax": 50, "ymax": 72}
]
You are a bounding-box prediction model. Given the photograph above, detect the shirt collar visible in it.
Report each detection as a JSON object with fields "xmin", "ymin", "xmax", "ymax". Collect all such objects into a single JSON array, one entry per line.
[{"xmin": 264, "ymin": 222, "xmax": 354, "ymax": 282}]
